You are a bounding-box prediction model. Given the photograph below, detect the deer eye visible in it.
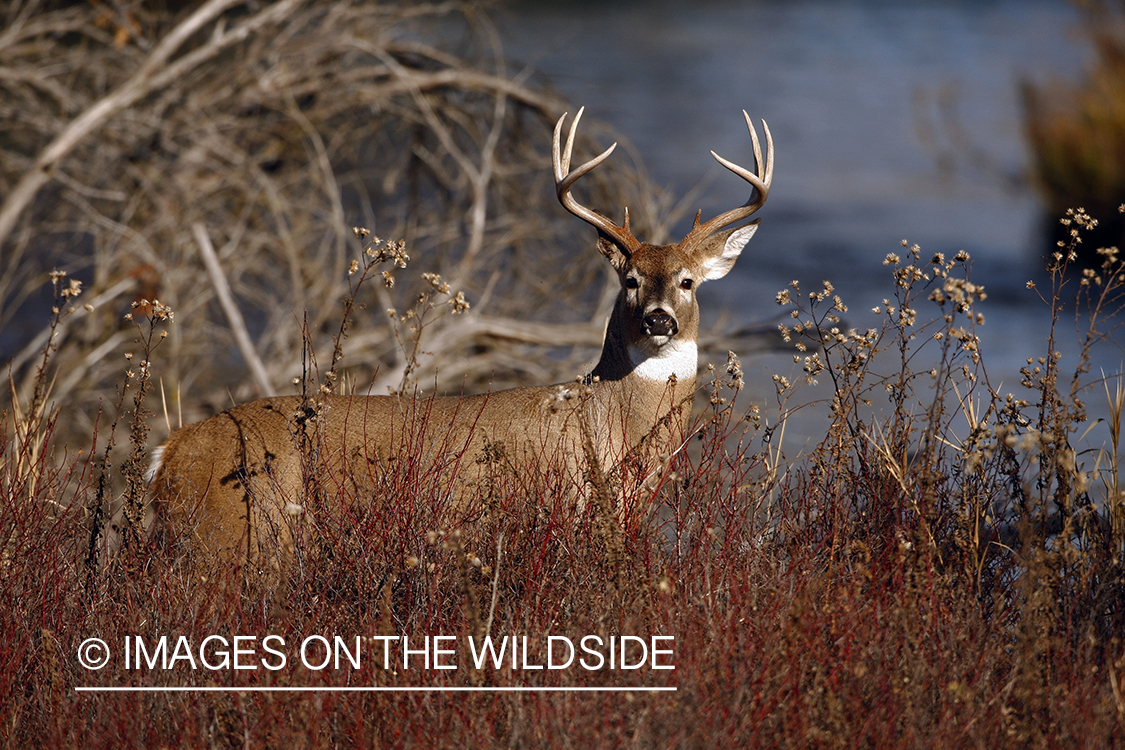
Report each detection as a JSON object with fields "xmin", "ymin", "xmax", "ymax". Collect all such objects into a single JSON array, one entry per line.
[
  {"xmin": 625, "ymin": 277, "xmax": 640, "ymax": 290},
  {"xmin": 680, "ymin": 278, "xmax": 694, "ymax": 290}
]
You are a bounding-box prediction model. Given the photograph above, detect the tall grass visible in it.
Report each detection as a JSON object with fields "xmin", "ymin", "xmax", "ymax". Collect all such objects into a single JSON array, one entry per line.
[{"xmin": 2, "ymin": 208, "xmax": 1124, "ymax": 747}]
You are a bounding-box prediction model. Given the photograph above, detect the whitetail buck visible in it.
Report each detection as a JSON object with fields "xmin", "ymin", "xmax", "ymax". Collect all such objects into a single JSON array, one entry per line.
[{"xmin": 149, "ymin": 108, "xmax": 773, "ymax": 566}]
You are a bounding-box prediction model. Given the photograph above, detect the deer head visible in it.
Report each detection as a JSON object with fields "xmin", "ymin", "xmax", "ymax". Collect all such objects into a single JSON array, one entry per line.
[{"xmin": 553, "ymin": 108, "xmax": 773, "ymax": 381}]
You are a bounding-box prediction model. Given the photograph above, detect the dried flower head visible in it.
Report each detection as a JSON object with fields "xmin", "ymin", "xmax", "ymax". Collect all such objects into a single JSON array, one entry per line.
[{"xmin": 448, "ymin": 291, "xmax": 470, "ymax": 314}]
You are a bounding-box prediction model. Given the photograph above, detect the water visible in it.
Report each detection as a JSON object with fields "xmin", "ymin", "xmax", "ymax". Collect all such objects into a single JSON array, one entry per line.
[{"xmin": 500, "ymin": 0, "xmax": 1123, "ymax": 450}]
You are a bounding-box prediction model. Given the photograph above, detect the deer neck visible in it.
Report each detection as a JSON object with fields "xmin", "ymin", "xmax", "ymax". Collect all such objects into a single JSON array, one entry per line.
[
  {"xmin": 591, "ymin": 334, "xmax": 697, "ymax": 387},
  {"xmin": 589, "ymin": 304, "xmax": 697, "ymax": 407},
  {"xmin": 592, "ymin": 291, "xmax": 695, "ymax": 379},
  {"xmin": 579, "ymin": 310, "xmax": 696, "ymax": 462}
]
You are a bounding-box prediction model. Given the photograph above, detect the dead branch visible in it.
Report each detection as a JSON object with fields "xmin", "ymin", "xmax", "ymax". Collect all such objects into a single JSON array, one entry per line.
[{"xmin": 0, "ymin": 0, "xmax": 710, "ymax": 443}]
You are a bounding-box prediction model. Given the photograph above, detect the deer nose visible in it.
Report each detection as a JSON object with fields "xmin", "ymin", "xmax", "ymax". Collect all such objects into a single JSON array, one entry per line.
[{"xmin": 643, "ymin": 309, "xmax": 678, "ymax": 337}]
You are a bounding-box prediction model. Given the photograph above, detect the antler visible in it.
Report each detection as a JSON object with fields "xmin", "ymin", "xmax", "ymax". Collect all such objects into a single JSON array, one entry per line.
[
  {"xmin": 553, "ymin": 107, "xmax": 642, "ymax": 255},
  {"xmin": 680, "ymin": 111, "xmax": 773, "ymax": 255}
]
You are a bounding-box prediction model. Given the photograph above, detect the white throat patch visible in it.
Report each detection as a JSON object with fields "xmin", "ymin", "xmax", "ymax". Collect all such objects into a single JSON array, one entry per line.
[{"xmin": 628, "ymin": 339, "xmax": 698, "ymax": 383}]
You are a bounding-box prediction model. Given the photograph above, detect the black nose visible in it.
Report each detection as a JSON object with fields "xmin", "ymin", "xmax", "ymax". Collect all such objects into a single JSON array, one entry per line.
[{"xmin": 643, "ymin": 309, "xmax": 678, "ymax": 336}]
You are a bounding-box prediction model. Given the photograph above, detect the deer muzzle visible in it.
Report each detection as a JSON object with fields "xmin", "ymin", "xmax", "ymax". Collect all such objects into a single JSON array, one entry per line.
[{"xmin": 643, "ymin": 309, "xmax": 678, "ymax": 337}]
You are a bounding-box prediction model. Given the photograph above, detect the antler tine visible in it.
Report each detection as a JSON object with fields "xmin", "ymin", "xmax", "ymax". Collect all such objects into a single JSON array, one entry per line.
[
  {"xmin": 724, "ymin": 110, "xmax": 773, "ymax": 195},
  {"xmin": 553, "ymin": 108, "xmax": 641, "ymax": 254},
  {"xmin": 683, "ymin": 111, "xmax": 773, "ymax": 252}
]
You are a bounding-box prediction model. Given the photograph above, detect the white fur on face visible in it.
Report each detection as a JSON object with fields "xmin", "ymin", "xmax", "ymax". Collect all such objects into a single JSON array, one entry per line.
[{"xmin": 628, "ymin": 339, "xmax": 698, "ymax": 382}]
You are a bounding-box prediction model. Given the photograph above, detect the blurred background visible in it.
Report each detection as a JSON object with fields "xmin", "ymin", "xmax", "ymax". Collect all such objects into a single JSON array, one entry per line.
[
  {"xmin": 1, "ymin": 0, "xmax": 1122, "ymax": 452},
  {"xmin": 499, "ymin": 0, "xmax": 1120, "ymax": 382}
]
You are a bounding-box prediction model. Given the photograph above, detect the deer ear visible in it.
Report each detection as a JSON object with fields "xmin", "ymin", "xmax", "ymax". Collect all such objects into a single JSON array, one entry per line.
[
  {"xmin": 699, "ymin": 220, "xmax": 758, "ymax": 281},
  {"xmin": 596, "ymin": 235, "xmax": 630, "ymax": 271}
]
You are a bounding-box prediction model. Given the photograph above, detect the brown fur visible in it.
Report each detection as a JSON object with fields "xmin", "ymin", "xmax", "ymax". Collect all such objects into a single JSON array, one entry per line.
[{"xmin": 150, "ymin": 110, "xmax": 772, "ymax": 569}]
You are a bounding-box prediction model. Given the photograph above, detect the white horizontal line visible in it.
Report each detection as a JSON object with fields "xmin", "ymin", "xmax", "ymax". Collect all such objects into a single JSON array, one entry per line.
[{"xmin": 75, "ymin": 686, "xmax": 677, "ymax": 693}]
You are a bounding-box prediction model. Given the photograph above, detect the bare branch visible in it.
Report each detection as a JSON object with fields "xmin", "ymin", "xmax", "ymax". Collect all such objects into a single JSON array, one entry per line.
[
  {"xmin": 0, "ymin": 0, "xmax": 300, "ymax": 252},
  {"xmin": 193, "ymin": 223, "xmax": 273, "ymax": 398}
]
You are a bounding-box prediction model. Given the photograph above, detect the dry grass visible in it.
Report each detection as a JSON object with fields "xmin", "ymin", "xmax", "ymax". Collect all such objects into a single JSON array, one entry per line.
[
  {"xmin": 4, "ymin": 1, "xmax": 1125, "ymax": 747},
  {"xmin": 3, "ymin": 206, "xmax": 1125, "ymax": 748}
]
